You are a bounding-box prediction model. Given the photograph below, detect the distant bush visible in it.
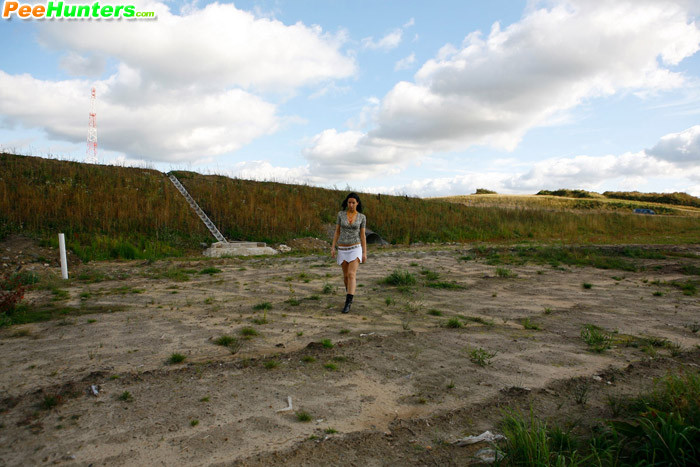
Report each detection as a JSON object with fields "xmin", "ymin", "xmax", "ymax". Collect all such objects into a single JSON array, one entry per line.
[
  {"xmin": 536, "ymin": 189, "xmax": 600, "ymax": 199},
  {"xmin": 474, "ymin": 188, "xmax": 497, "ymax": 194},
  {"xmin": 603, "ymin": 191, "xmax": 700, "ymax": 208}
]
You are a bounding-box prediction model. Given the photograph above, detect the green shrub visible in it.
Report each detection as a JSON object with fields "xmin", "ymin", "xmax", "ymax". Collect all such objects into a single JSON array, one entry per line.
[
  {"xmin": 469, "ymin": 347, "xmax": 496, "ymax": 366},
  {"xmin": 240, "ymin": 327, "xmax": 258, "ymax": 337},
  {"xmin": 445, "ymin": 317, "xmax": 463, "ymax": 328},
  {"xmin": 168, "ymin": 353, "xmax": 186, "ymax": 364},
  {"xmin": 381, "ymin": 270, "xmax": 416, "ymax": 286},
  {"xmin": 199, "ymin": 267, "xmax": 221, "ymax": 275},
  {"xmin": 426, "ymin": 281, "xmax": 465, "ymax": 289}
]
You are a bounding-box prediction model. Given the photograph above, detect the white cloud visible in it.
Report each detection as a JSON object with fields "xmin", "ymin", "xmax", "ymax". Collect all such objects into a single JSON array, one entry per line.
[
  {"xmin": 59, "ymin": 52, "xmax": 106, "ymax": 77},
  {"xmin": 369, "ymin": 125, "xmax": 700, "ymax": 197},
  {"xmin": 362, "ymin": 18, "xmax": 414, "ymax": 52},
  {"xmin": 0, "ymin": 1, "xmax": 356, "ymax": 163},
  {"xmin": 503, "ymin": 151, "xmax": 680, "ymax": 191},
  {"xmin": 228, "ymin": 160, "xmax": 313, "ymax": 184},
  {"xmin": 38, "ymin": 1, "xmax": 355, "ymax": 92},
  {"xmin": 346, "ymin": 97, "xmax": 381, "ymax": 130},
  {"xmin": 372, "ymin": 172, "xmax": 511, "ymax": 197},
  {"xmin": 0, "ymin": 69, "xmax": 279, "ymax": 163},
  {"xmin": 394, "ymin": 53, "xmax": 416, "ymax": 71},
  {"xmin": 362, "ymin": 29, "xmax": 403, "ymax": 51},
  {"xmin": 303, "ymin": 129, "xmax": 425, "ymax": 180},
  {"xmin": 305, "ymin": 0, "xmax": 700, "ymax": 179},
  {"xmin": 647, "ymin": 124, "xmax": 700, "ymax": 166}
]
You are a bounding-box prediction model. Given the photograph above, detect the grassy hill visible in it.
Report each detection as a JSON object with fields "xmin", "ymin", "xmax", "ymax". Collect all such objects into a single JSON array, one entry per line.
[
  {"xmin": 438, "ymin": 193, "xmax": 700, "ymax": 216},
  {"xmin": 1, "ymin": 153, "xmax": 699, "ymax": 261}
]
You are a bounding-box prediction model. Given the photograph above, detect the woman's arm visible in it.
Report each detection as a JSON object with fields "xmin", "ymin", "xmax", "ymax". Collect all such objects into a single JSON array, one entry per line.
[
  {"xmin": 331, "ymin": 224, "xmax": 340, "ymax": 258},
  {"xmin": 360, "ymin": 227, "xmax": 367, "ymax": 263}
]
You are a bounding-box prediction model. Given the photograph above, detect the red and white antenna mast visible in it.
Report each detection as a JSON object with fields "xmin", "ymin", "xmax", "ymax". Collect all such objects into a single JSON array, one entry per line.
[{"xmin": 86, "ymin": 87, "xmax": 98, "ymax": 164}]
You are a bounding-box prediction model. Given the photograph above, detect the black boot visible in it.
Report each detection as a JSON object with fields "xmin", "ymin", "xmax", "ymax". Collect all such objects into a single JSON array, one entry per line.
[{"xmin": 342, "ymin": 294, "xmax": 353, "ymax": 314}]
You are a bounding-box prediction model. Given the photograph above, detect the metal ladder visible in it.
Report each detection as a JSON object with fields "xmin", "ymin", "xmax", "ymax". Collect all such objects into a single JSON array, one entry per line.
[{"xmin": 167, "ymin": 173, "xmax": 227, "ymax": 244}]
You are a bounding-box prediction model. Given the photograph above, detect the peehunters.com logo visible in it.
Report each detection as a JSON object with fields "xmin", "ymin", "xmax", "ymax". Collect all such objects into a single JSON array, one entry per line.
[{"xmin": 2, "ymin": 0, "xmax": 156, "ymax": 18}]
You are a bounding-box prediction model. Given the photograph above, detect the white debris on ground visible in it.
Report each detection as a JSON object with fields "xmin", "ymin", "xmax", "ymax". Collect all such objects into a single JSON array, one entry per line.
[
  {"xmin": 275, "ymin": 396, "xmax": 293, "ymax": 413},
  {"xmin": 203, "ymin": 241, "xmax": 278, "ymax": 257},
  {"xmin": 453, "ymin": 430, "xmax": 505, "ymax": 446}
]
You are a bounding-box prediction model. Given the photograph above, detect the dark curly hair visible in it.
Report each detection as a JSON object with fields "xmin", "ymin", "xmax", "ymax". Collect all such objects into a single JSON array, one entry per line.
[{"xmin": 341, "ymin": 192, "xmax": 363, "ymax": 213}]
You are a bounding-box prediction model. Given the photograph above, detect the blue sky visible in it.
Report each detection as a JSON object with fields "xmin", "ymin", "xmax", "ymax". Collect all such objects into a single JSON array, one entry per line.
[{"xmin": 1, "ymin": 0, "xmax": 700, "ymax": 196}]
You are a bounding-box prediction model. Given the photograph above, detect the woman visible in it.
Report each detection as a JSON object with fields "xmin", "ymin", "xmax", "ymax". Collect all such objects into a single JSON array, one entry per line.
[{"xmin": 331, "ymin": 192, "xmax": 367, "ymax": 313}]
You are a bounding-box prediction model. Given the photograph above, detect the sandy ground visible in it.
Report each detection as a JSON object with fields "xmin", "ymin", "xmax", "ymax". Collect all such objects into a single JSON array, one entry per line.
[{"xmin": 0, "ymin": 239, "xmax": 699, "ymax": 466}]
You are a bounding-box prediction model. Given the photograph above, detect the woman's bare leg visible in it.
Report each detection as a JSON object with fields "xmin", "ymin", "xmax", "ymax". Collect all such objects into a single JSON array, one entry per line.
[
  {"xmin": 345, "ymin": 259, "xmax": 359, "ymax": 294},
  {"xmin": 341, "ymin": 261, "xmax": 349, "ymax": 291}
]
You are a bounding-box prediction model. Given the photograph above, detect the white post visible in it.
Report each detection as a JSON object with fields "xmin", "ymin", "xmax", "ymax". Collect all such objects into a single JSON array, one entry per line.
[{"xmin": 58, "ymin": 233, "xmax": 68, "ymax": 279}]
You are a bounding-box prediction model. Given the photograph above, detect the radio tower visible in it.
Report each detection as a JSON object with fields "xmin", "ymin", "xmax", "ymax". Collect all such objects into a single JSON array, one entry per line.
[{"xmin": 85, "ymin": 87, "xmax": 98, "ymax": 164}]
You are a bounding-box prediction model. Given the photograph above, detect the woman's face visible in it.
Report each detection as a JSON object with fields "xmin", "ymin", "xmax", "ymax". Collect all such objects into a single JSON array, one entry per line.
[{"xmin": 346, "ymin": 197, "xmax": 358, "ymax": 212}]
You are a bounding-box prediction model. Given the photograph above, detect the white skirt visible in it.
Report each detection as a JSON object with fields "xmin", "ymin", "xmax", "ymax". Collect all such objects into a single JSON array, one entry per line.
[{"xmin": 337, "ymin": 244, "xmax": 362, "ymax": 265}]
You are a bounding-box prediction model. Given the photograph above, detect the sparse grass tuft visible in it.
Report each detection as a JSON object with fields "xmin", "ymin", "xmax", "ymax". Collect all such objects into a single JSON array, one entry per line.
[
  {"xmin": 214, "ymin": 335, "xmax": 236, "ymax": 346},
  {"xmin": 469, "ymin": 347, "xmax": 497, "ymax": 366},
  {"xmin": 426, "ymin": 281, "xmax": 465, "ymax": 289},
  {"xmin": 582, "ymin": 282, "xmax": 593, "ymax": 289},
  {"xmin": 296, "ymin": 411, "xmax": 312, "ymax": 422},
  {"xmin": 253, "ymin": 302, "xmax": 272, "ymax": 310},
  {"xmin": 118, "ymin": 391, "xmax": 133, "ymax": 402},
  {"xmin": 214, "ymin": 335, "xmax": 242, "ymax": 354},
  {"xmin": 672, "ymin": 280, "xmax": 698, "ymax": 295},
  {"xmin": 40, "ymin": 394, "xmax": 61, "ymax": 410},
  {"xmin": 264, "ymin": 360, "xmax": 279, "ymax": 369},
  {"xmin": 420, "ymin": 268, "xmax": 440, "ymax": 281},
  {"xmin": 522, "ymin": 318, "xmax": 540, "ymax": 330},
  {"xmin": 445, "ymin": 317, "xmax": 463, "ymax": 328},
  {"xmin": 324, "ymin": 362, "xmax": 338, "ymax": 371},
  {"xmin": 321, "ymin": 338, "xmax": 334, "ymax": 348},
  {"xmin": 463, "ymin": 315, "xmax": 494, "ymax": 326},
  {"xmin": 381, "ymin": 270, "xmax": 416, "ymax": 287},
  {"xmin": 168, "ymin": 353, "xmax": 186, "ymax": 364},
  {"xmin": 581, "ymin": 324, "xmax": 613, "ymax": 352},
  {"xmin": 427, "ymin": 309, "xmax": 442, "ymax": 316},
  {"xmin": 199, "ymin": 267, "xmax": 221, "ymax": 275},
  {"xmin": 572, "ymin": 379, "xmax": 590, "ymax": 405},
  {"xmin": 496, "ymin": 267, "xmax": 518, "ymax": 278},
  {"xmin": 240, "ymin": 326, "xmax": 258, "ymax": 337}
]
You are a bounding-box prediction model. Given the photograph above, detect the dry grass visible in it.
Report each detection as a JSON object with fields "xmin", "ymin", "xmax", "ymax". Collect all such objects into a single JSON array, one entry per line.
[{"xmin": 2, "ymin": 153, "xmax": 700, "ymax": 263}]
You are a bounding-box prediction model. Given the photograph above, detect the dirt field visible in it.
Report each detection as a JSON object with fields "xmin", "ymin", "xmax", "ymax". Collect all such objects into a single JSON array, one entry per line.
[{"xmin": 1, "ymin": 238, "xmax": 699, "ymax": 466}]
